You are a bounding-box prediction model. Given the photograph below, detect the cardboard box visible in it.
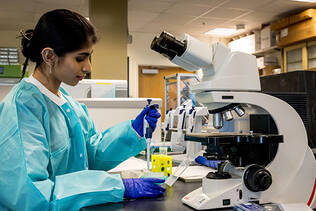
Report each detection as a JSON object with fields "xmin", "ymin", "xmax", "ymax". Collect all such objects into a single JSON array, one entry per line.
[
  {"xmin": 276, "ymin": 18, "xmax": 316, "ymax": 46},
  {"xmin": 228, "ymin": 33, "xmax": 260, "ymax": 53},
  {"xmin": 260, "ymin": 26, "xmax": 276, "ymax": 49},
  {"xmin": 257, "ymin": 56, "xmax": 279, "ymax": 69},
  {"xmin": 260, "ymin": 65, "xmax": 280, "ymax": 76},
  {"xmin": 257, "ymin": 57, "xmax": 264, "ymax": 69},
  {"xmin": 271, "ymin": 9, "xmax": 316, "ymax": 47},
  {"xmin": 253, "ymin": 30, "xmax": 261, "ymax": 52},
  {"xmin": 271, "ymin": 9, "xmax": 315, "ymax": 31}
]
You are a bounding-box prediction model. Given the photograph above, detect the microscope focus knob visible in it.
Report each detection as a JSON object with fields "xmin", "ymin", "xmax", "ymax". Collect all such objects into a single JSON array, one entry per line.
[{"xmin": 243, "ymin": 164, "xmax": 272, "ymax": 192}]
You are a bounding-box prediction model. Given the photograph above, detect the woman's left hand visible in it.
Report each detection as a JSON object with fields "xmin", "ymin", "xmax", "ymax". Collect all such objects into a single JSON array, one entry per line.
[
  {"xmin": 132, "ymin": 105, "xmax": 161, "ymax": 137},
  {"xmin": 122, "ymin": 178, "xmax": 165, "ymax": 199}
]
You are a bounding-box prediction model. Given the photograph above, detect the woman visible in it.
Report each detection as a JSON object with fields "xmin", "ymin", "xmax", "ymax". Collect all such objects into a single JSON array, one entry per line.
[{"xmin": 0, "ymin": 9, "xmax": 164, "ymax": 211}]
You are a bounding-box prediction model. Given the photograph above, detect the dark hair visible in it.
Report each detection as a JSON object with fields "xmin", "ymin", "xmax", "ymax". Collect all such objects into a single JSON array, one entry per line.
[{"xmin": 20, "ymin": 9, "xmax": 98, "ymax": 78}]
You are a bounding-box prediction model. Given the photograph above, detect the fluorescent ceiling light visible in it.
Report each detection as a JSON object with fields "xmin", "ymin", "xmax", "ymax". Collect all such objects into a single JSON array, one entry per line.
[
  {"xmin": 291, "ymin": 0, "xmax": 316, "ymax": 2},
  {"xmin": 205, "ymin": 28, "xmax": 241, "ymax": 37}
]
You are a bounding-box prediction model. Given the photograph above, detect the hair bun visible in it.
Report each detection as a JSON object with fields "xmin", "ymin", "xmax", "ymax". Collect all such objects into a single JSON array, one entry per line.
[{"xmin": 20, "ymin": 29, "xmax": 34, "ymax": 58}]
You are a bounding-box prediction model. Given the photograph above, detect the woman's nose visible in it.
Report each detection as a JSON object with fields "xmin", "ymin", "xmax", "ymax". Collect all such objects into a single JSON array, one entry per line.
[{"xmin": 83, "ymin": 60, "xmax": 92, "ymax": 73}]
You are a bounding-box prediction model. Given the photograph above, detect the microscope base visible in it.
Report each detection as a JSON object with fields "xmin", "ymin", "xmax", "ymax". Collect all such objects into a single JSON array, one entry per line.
[{"xmin": 182, "ymin": 177, "xmax": 257, "ymax": 210}]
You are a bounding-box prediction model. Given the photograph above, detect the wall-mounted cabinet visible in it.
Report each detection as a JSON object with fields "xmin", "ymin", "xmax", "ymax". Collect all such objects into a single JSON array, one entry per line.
[{"xmin": 283, "ymin": 40, "xmax": 316, "ymax": 72}]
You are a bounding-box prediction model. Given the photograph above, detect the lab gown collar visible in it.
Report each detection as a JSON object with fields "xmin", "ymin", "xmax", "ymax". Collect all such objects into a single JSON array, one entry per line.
[{"xmin": 26, "ymin": 75, "xmax": 67, "ymax": 106}]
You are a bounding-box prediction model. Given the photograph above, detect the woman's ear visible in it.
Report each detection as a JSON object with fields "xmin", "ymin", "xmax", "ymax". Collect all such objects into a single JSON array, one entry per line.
[{"xmin": 41, "ymin": 47, "xmax": 56, "ymax": 65}]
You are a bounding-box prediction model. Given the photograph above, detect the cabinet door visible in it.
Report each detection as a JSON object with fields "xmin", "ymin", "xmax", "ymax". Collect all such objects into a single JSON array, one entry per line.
[
  {"xmin": 287, "ymin": 47, "xmax": 303, "ymax": 72},
  {"xmin": 308, "ymin": 41, "xmax": 316, "ymax": 70},
  {"xmin": 283, "ymin": 43, "xmax": 308, "ymax": 72}
]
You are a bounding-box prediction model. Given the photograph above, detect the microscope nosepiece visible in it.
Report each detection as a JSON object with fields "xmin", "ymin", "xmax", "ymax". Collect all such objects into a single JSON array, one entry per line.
[
  {"xmin": 223, "ymin": 110, "xmax": 233, "ymax": 121},
  {"xmin": 233, "ymin": 105, "xmax": 245, "ymax": 117},
  {"xmin": 213, "ymin": 113, "xmax": 223, "ymax": 129}
]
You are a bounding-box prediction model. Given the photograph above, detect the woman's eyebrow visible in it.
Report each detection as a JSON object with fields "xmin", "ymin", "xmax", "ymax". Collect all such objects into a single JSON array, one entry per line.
[{"xmin": 77, "ymin": 52, "xmax": 91, "ymax": 56}]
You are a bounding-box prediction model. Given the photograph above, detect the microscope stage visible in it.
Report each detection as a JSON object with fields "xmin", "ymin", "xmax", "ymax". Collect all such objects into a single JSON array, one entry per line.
[{"xmin": 185, "ymin": 132, "xmax": 283, "ymax": 144}]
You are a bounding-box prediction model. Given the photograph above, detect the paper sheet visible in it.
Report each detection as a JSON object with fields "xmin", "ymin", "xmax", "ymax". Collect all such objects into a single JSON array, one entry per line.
[
  {"xmin": 172, "ymin": 165, "xmax": 216, "ymax": 182},
  {"xmin": 108, "ymin": 157, "xmax": 148, "ymax": 173}
]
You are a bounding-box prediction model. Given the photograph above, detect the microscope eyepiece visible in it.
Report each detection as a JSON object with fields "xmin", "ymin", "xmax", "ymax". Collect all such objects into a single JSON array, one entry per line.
[
  {"xmin": 150, "ymin": 31, "xmax": 187, "ymax": 60},
  {"xmin": 151, "ymin": 36, "xmax": 177, "ymax": 60}
]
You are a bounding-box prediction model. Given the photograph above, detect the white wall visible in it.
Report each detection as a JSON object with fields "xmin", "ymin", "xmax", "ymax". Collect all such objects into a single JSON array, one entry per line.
[
  {"xmin": 127, "ymin": 32, "xmax": 175, "ymax": 98},
  {"xmin": 127, "ymin": 32, "xmax": 229, "ymax": 97}
]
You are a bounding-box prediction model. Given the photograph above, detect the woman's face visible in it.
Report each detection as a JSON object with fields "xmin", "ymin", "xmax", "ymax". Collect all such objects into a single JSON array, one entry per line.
[{"xmin": 53, "ymin": 43, "xmax": 94, "ymax": 86}]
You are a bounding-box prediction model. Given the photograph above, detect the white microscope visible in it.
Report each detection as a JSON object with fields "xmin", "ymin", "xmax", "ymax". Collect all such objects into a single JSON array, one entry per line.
[
  {"xmin": 168, "ymin": 99, "xmax": 209, "ymax": 161},
  {"xmin": 184, "ymin": 105, "xmax": 208, "ymax": 159},
  {"xmin": 169, "ymin": 99, "xmax": 191, "ymax": 153},
  {"xmin": 151, "ymin": 31, "xmax": 316, "ymax": 210}
]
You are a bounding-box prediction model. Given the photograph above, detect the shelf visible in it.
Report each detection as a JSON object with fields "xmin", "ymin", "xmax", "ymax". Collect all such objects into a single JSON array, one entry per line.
[
  {"xmin": 287, "ymin": 61, "xmax": 302, "ymax": 64},
  {"xmin": 253, "ymin": 46, "xmax": 281, "ymax": 57}
]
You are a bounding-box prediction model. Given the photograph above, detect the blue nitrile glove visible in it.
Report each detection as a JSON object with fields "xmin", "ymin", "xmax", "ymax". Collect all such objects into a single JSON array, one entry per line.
[
  {"xmin": 195, "ymin": 156, "xmax": 221, "ymax": 169},
  {"xmin": 122, "ymin": 178, "xmax": 165, "ymax": 199},
  {"xmin": 132, "ymin": 105, "xmax": 161, "ymax": 137}
]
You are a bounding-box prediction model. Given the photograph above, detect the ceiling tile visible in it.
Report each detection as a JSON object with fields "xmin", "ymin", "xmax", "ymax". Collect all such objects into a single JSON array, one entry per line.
[
  {"xmin": 238, "ymin": 11, "xmax": 278, "ymax": 25},
  {"xmin": 149, "ymin": 14, "xmax": 196, "ymax": 25},
  {"xmin": 220, "ymin": 0, "xmax": 274, "ymax": 10},
  {"xmin": 164, "ymin": 3, "xmax": 214, "ymax": 16},
  {"xmin": 203, "ymin": 7, "xmax": 250, "ymax": 19},
  {"xmin": 137, "ymin": 23, "xmax": 166, "ymax": 34},
  {"xmin": 128, "ymin": 11, "xmax": 160, "ymax": 23},
  {"xmin": 217, "ymin": 20, "xmax": 257, "ymax": 31},
  {"xmin": 176, "ymin": 0, "xmax": 226, "ymax": 7},
  {"xmin": 188, "ymin": 17, "xmax": 230, "ymax": 28},
  {"xmin": 129, "ymin": 0, "xmax": 174, "ymax": 13},
  {"xmin": 254, "ymin": 0, "xmax": 299, "ymax": 13}
]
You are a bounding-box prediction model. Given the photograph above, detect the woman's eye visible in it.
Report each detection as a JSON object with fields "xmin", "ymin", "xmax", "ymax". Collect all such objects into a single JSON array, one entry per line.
[{"xmin": 76, "ymin": 57, "xmax": 85, "ymax": 62}]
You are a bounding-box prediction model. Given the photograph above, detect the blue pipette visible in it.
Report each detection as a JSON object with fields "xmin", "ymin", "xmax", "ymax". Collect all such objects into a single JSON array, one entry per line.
[{"xmin": 144, "ymin": 99, "xmax": 159, "ymax": 170}]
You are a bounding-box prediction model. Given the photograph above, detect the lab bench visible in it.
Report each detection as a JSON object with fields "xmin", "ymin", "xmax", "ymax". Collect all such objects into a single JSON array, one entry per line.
[{"xmin": 81, "ymin": 180, "xmax": 232, "ymax": 211}]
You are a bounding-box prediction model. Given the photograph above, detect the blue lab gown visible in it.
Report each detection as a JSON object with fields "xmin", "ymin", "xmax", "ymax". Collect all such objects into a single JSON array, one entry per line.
[{"xmin": 0, "ymin": 79, "xmax": 146, "ymax": 211}]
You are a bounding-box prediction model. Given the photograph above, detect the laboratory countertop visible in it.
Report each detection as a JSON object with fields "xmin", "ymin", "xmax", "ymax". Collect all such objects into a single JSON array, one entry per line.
[{"xmin": 81, "ymin": 180, "xmax": 232, "ymax": 211}]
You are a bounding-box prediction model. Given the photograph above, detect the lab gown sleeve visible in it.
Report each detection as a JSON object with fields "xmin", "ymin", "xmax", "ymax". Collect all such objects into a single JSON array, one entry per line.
[
  {"xmin": 78, "ymin": 103, "xmax": 147, "ymax": 171},
  {"xmin": 0, "ymin": 87, "xmax": 127, "ymax": 211}
]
